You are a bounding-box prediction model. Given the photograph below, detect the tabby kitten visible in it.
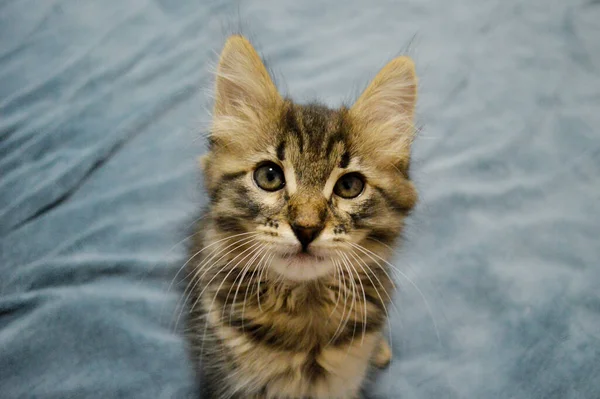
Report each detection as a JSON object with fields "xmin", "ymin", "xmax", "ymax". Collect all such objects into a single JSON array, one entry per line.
[{"xmin": 186, "ymin": 35, "xmax": 418, "ymax": 399}]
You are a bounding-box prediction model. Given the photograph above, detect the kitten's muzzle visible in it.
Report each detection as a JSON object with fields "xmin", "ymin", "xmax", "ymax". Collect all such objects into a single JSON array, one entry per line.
[
  {"xmin": 291, "ymin": 224, "xmax": 323, "ymax": 252},
  {"xmin": 287, "ymin": 190, "xmax": 327, "ymax": 251}
]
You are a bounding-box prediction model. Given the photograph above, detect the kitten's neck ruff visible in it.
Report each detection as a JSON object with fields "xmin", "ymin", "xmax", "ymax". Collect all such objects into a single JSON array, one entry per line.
[{"xmin": 198, "ymin": 246, "xmax": 392, "ymax": 351}]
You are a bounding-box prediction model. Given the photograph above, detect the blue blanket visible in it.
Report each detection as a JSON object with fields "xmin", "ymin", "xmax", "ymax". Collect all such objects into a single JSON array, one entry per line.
[{"xmin": 1, "ymin": 0, "xmax": 599, "ymax": 398}]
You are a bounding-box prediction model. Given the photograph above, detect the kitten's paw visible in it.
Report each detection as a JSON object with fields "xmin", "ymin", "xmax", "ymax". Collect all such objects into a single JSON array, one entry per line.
[{"xmin": 373, "ymin": 338, "xmax": 392, "ymax": 369}]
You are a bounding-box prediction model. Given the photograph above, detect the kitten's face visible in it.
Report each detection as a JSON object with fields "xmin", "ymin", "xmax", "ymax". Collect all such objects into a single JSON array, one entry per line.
[{"xmin": 202, "ymin": 36, "xmax": 418, "ymax": 281}]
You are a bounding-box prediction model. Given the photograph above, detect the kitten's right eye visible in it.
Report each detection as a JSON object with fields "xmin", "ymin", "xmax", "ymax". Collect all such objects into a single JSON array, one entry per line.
[
  {"xmin": 254, "ymin": 162, "xmax": 286, "ymax": 192},
  {"xmin": 334, "ymin": 173, "xmax": 365, "ymax": 199}
]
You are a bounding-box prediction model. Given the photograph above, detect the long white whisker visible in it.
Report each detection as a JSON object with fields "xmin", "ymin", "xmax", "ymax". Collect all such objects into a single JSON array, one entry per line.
[
  {"xmin": 227, "ymin": 245, "xmax": 267, "ymax": 324},
  {"xmin": 197, "ymin": 241, "xmax": 263, "ymax": 358},
  {"xmin": 326, "ymin": 257, "xmax": 343, "ymax": 321},
  {"xmin": 256, "ymin": 252, "xmax": 275, "ymax": 312},
  {"xmin": 173, "ymin": 235, "xmax": 257, "ymax": 332},
  {"xmin": 339, "ymin": 251, "xmax": 368, "ymax": 346},
  {"xmin": 155, "ymin": 230, "xmax": 203, "ymax": 323},
  {"xmin": 349, "ymin": 242, "xmax": 441, "ymax": 345},
  {"xmin": 200, "ymin": 241, "xmax": 263, "ymax": 317},
  {"xmin": 340, "ymin": 253, "xmax": 359, "ymax": 352},
  {"xmin": 241, "ymin": 247, "xmax": 272, "ymax": 329},
  {"xmin": 329, "ymin": 253, "xmax": 358, "ymax": 347},
  {"xmin": 174, "ymin": 232, "xmax": 260, "ymax": 320},
  {"xmin": 172, "ymin": 234, "xmax": 257, "ymax": 329},
  {"xmin": 345, "ymin": 245, "xmax": 395, "ymax": 356},
  {"xmin": 169, "ymin": 231, "xmax": 258, "ymax": 296},
  {"xmin": 326, "ymin": 258, "xmax": 348, "ymax": 346}
]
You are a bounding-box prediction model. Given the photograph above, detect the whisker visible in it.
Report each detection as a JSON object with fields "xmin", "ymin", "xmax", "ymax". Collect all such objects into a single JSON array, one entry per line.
[
  {"xmin": 154, "ymin": 230, "xmax": 203, "ymax": 323},
  {"xmin": 197, "ymin": 242, "xmax": 263, "ymax": 358},
  {"xmin": 173, "ymin": 235, "xmax": 258, "ymax": 332},
  {"xmin": 326, "ymin": 258, "xmax": 347, "ymax": 346},
  {"xmin": 344, "ymin": 245, "xmax": 396, "ymax": 356},
  {"xmin": 256, "ymin": 252, "xmax": 275, "ymax": 312},
  {"xmin": 339, "ymin": 251, "xmax": 368, "ymax": 346},
  {"xmin": 177, "ymin": 232, "xmax": 259, "ymax": 290},
  {"xmin": 199, "ymin": 241, "xmax": 263, "ymax": 316},
  {"xmin": 241, "ymin": 247, "xmax": 272, "ymax": 330},
  {"xmin": 173, "ymin": 232, "xmax": 259, "ymax": 319},
  {"xmin": 181, "ymin": 234, "xmax": 258, "ymax": 303},
  {"xmin": 172, "ymin": 235, "xmax": 257, "ymax": 332},
  {"xmin": 326, "ymin": 257, "xmax": 343, "ymax": 321},
  {"xmin": 169, "ymin": 231, "xmax": 258, "ymax": 300},
  {"xmin": 349, "ymin": 242, "xmax": 441, "ymax": 345},
  {"xmin": 340, "ymin": 253, "xmax": 360, "ymax": 352},
  {"xmin": 226, "ymin": 244, "xmax": 267, "ymax": 324},
  {"xmin": 346, "ymin": 242, "xmax": 398, "ymax": 294},
  {"xmin": 365, "ymin": 235, "xmax": 438, "ymax": 294},
  {"xmin": 328, "ymin": 253, "xmax": 358, "ymax": 347}
]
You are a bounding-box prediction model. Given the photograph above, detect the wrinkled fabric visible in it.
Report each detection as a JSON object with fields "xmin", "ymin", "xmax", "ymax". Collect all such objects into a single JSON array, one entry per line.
[{"xmin": 1, "ymin": 0, "xmax": 599, "ymax": 398}]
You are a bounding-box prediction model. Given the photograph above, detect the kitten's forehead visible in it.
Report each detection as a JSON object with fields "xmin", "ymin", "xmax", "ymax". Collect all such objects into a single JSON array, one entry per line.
[{"xmin": 277, "ymin": 102, "xmax": 351, "ymax": 187}]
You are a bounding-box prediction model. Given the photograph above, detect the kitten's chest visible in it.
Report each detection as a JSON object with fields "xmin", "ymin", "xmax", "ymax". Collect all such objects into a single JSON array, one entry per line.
[
  {"xmin": 203, "ymin": 285, "xmax": 381, "ymax": 398},
  {"xmin": 212, "ymin": 309, "xmax": 379, "ymax": 398}
]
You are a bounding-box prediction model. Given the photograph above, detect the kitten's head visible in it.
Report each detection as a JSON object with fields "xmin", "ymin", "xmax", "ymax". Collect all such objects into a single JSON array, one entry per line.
[{"xmin": 202, "ymin": 36, "xmax": 418, "ymax": 281}]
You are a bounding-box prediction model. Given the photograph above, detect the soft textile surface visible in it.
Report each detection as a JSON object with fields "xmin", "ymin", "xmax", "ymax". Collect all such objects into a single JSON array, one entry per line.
[{"xmin": 1, "ymin": 0, "xmax": 599, "ymax": 398}]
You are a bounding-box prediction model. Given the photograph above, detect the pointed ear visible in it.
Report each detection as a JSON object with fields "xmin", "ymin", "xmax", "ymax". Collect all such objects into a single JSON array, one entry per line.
[
  {"xmin": 349, "ymin": 57, "xmax": 417, "ymax": 162},
  {"xmin": 351, "ymin": 56, "xmax": 417, "ymax": 122},
  {"xmin": 214, "ymin": 35, "xmax": 281, "ymax": 118}
]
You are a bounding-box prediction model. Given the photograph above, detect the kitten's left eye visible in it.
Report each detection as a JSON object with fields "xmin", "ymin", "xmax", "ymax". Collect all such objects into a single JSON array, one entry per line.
[
  {"xmin": 334, "ymin": 173, "xmax": 365, "ymax": 199},
  {"xmin": 254, "ymin": 162, "xmax": 286, "ymax": 192}
]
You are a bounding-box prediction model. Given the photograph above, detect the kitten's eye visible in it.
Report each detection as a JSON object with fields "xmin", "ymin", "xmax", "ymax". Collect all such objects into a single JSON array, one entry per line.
[
  {"xmin": 254, "ymin": 162, "xmax": 286, "ymax": 192},
  {"xmin": 334, "ymin": 173, "xmax": 365, "ymax": 199}
]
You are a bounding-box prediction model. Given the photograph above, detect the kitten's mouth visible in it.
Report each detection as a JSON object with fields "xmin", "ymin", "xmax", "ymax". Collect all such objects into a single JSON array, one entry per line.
[
  {"xmin": 294, "ymin": 252, "xmax": 314, "ymax": 261},
  {"xmin": 269, "ymin": 248, "xmax": 333, "ymax": 281},
  {"xmin": 284, "ymin": 250, "xmax": 321, "ymax": 264}
]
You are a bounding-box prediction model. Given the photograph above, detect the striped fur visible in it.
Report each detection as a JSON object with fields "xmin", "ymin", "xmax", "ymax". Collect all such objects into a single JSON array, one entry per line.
[{"xmin": 186, "ymin": 35, "xmax": 418, "ymax": 399}]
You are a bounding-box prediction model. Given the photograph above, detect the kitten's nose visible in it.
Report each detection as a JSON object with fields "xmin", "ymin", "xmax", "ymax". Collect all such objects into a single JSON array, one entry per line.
[{"xmin": 291, "ymin": 224, "xmax": 323, "ymax": 251}]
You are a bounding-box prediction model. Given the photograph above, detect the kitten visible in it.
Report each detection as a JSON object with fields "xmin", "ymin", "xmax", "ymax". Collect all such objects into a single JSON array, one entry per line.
[{"xmin": 186, "ymin": 35, "xmax": 418, "ymax": 399}]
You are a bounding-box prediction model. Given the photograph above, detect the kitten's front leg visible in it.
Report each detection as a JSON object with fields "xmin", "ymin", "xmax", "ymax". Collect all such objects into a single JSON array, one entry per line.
[{"xmin": 373, "ymin": 335, "xmax": 392, "ymax": 368}]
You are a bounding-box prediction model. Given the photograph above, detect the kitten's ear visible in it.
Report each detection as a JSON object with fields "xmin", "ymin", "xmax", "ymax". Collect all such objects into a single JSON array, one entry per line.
[
  {"xmin": 214, "ymin": 35, "xmax": 281, "ymax": 117},
  {"xmin": 350, "ymin": 57, "xmax": 417, "ymax": 155}
]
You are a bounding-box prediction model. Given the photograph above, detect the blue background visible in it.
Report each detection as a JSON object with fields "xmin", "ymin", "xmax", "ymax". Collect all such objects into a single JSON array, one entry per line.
[{"xmin": 1, "ymin": 0, "xmax": 599, "ymax": 397}]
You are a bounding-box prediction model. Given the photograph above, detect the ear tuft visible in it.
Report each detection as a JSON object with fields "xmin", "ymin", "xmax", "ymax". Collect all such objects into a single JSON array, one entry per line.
[
  {"xmin": 349, "ymin": 56, "xmax": 418, "ymax": 163},
  {"xmin": 214, "ymin": 35, "xmax": 281, "ymax": 117},
  {"xmin": 351, "ymin": 56, "xmax": 417, "ymax": 124}
]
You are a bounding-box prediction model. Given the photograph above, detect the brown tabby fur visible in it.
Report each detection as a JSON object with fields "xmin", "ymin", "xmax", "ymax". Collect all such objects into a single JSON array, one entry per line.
[{"xmin": 186, "ymin": 35, "xmax": 418, "ymax": 399}]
